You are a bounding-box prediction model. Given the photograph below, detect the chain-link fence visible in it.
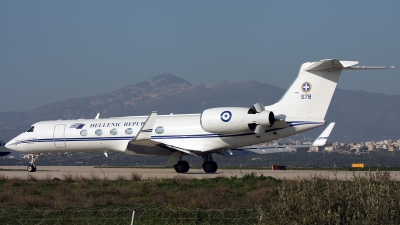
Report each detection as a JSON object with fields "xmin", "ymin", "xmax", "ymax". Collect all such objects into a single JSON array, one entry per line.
[{"xmin": 0, "ymin": 207, "xmax": 266, "ymax": 225}]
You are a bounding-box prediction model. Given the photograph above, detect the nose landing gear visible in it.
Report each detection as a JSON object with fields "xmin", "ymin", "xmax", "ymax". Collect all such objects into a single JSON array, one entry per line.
[
  {"xmin": 27, "ymin": 164, "xmax": 37, "ymax": 172},
  {"xmin": 26, "ymin": 153, "xmax": 41, "ymax": 172}
]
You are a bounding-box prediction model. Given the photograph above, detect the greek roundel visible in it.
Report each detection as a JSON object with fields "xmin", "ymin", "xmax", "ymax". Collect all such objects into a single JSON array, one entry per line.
[
  {"xmin": 220, "ymin": 111, "xmax": 232, "ymax": 122},
  {"xmin": 301, "ymin": 82, "xmax": 312, "ymax": 93}
]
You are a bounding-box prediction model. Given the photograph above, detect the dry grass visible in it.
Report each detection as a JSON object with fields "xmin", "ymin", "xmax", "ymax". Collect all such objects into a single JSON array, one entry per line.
[
  {"xmin": 130, "ymin": 172, "xmax": 142, "ymax": 181},
  {"xmin": 7, "ymin": 177, "xmax": 22, "ymax": 187},
  {"xmin": 269, "ymin": 171, "xmax": 400, "ymax": 224},
  {"xmin": 26, "ymin": 174, "xmax": 37, "ymax": 181},
  {"xmin": 62, "ymin": 173, "xmax": 75, "ymax": 183},
  {"xmin": 44, "ymin": 173, "xmax": 52, "ymax": 182},
  {"xmin": 0, "ymin": 174, "xmax": 8, "ymax": 180},
  {"xmin": 116, "ymin": 174, "xmax": 127, "ymax": 181},
  {"xmin": 1, "ymin": 172, "xmax": 400, "ymax": 223}
]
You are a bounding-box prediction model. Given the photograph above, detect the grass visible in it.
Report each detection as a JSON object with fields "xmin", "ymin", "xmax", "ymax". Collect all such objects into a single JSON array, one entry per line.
[
  {"xmin": 0, "ymin": 173, "xmax": 280, "ymax": 209},
  {"xmin": 2, "ymin": 172, "xmax": 400, "ymax": 223},
  {"xmin": 269, "ymin": 171, "xmax": 400, "ymax": 224}
]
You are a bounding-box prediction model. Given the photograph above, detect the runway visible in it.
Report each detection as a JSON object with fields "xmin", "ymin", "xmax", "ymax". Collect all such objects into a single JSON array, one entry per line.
[{"xmin": 0, "ymin": 166, "xmax": 398, "ymax": 180}]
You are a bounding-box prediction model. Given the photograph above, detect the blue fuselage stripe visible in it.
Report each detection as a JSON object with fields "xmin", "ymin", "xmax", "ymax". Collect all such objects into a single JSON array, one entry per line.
[{"xmin": 10, "ymin": 122, "xmax": 323, "ymax": 145}]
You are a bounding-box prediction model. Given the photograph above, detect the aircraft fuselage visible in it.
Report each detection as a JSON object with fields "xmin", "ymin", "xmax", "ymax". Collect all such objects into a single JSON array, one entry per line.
[{"xmin": 6, "ymin": 114, "xmax": 324, "ymax": 155}]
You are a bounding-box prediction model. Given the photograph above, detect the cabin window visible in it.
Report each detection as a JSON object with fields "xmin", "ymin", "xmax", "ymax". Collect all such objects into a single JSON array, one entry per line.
[
  {"xmin": 155, "ymin": 126, "xmax": 164, "ymax": 134},
  {"xmin": 26, "ymin": 126, "xmax": 35, "ymax": 132},
  {"xmin": 80, "ymin": 130, "xmax": 88, "ymax": 136},
  {"xmin": 95, "ymin": 129, "xmax": 103, "ymax": 136},
  {"xmin": 110, "ymin": 128, "xmax": 118, "ymax": 135},
  {"xmin": 125, "ymin": 128, "xmax": 133, "ymax": 135}
]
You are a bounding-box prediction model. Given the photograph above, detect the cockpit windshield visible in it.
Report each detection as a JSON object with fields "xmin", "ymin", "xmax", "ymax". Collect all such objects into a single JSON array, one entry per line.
[{"xmin": 26, "ymin": 126, "xmax": 35, "ymax": 132}]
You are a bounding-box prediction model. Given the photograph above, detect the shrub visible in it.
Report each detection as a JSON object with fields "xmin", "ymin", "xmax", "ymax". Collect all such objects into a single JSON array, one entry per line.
[
  {"xmin": 269, "ymin": 172, "xmax": 400, "ymax": 224},
  {"xmin": 130, "ymin": 172, "xmax": 142, "ymax": 181}
]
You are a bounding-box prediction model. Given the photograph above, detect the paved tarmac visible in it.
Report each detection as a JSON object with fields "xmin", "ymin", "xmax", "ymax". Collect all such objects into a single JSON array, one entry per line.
[{"xmin": 0, "ymin": 166, "xmax": 398, "ymax": 180}]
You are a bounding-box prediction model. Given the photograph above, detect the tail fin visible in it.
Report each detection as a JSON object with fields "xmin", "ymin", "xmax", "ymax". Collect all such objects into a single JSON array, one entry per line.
[{"xmin": 268, "ymin": 59, "xmax": 394, "ymax": 120}]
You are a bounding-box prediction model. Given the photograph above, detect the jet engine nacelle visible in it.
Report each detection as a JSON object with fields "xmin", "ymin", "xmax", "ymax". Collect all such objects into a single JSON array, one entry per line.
[{"xmin": 200, "ymin": 107, "xmax": 275, "ymax": 134}]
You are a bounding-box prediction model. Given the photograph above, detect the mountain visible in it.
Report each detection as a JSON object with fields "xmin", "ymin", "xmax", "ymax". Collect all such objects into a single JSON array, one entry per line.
[
  {"xmin": 1, "ymin": 73, "xmax": 400, "ymax": 143},
  {"xmin": 327, "ymin": 89, "xmax": 400, "ymax": 142}
]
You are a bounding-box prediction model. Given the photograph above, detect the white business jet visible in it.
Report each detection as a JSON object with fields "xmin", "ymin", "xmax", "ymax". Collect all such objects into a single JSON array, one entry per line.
[{"xmin": 4, "ymin": 59, "xmax": 394, "ymax": 173}]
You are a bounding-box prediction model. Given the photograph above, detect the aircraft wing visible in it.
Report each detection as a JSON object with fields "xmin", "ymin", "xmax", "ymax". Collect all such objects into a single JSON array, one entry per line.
[
  {"xmin": 218, "ymin": 122, "xmax": 335, "ymax": 157},
  {"xmin": 133, "ymin": 111, "xmax": 157, "ymax": 144},
  {"xmin": 129, "ymin": 112, "xmax": 335, "ymax": 157},
  {"xmin": 127, "ymin": 112, "xmax": 202, "ymax": 157}
]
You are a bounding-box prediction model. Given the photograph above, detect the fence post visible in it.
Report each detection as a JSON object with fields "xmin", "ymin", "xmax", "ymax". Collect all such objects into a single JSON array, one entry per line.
[
  {"xmin": 195, "ymin": 208, "xmax": 202, "ymax": 224},
  {"xmin": 131, "ymin": 209, "xmax": 135, "ymax": 225},
  {"xmin": 62, "ymin": 209, "xmax": 66, "ymax": 225}
]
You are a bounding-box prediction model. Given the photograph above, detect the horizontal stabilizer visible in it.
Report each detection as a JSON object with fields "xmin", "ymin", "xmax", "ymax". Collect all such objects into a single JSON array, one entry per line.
[
  {"xmin": 305, "ymin": 59, "xmax": 359, "ymax": 71},
  {"xmin": 312, "ymin": 122, "xmax": 335, "ymax": 146},
  {"xmin": 305, "ymin": 59, "xmax": 395, "ymax": 71},
  {"xmin": 344, "ymin": 66, "xmax": 396, "ymax": 70},
  {"xmin": 220, "ymin": 122, "xmax": 335, "ymax": 157}
]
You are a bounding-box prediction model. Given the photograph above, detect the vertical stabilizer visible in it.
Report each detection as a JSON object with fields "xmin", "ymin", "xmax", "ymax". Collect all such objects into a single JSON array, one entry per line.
[{"xmin": 268, "ymin": 59, "xmax": 358, "ymax": 120}]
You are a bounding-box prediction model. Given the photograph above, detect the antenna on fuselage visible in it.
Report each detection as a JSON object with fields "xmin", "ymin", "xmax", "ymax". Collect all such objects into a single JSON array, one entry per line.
[{"xmin": 95, "ymin": 113, "xmax": 100, "ymax": 119}]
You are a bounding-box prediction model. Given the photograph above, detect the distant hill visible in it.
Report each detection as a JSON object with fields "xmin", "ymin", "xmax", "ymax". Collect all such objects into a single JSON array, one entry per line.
[{"xmin": 1, "ymin": 73, "xmax": 400, "ymax": 143}]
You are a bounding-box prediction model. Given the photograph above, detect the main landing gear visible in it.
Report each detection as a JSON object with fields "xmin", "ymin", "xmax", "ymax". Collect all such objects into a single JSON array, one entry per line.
[
  {"xmin": 26, "ymin": 153, "xmax": 41, "ymax": 172},
  {"xmin": 172, "ymin": 153, "xmax": 218, "ymax": 174},
  {"xmin": 174, "ymin": 160, "xmax": 190, "ymax": 173},
  {"xmin": 202, "ymin": 154, "xmax": 218, "ymax": 173}
]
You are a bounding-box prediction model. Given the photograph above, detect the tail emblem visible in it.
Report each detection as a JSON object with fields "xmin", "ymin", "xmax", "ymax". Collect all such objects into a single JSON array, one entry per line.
[{"xmin": 302, "ymin": 82, "xmax": 312, "ymax": 93}]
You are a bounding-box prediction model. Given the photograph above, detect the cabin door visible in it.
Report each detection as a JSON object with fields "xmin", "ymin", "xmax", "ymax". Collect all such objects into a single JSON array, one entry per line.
[{"xmin": 54, "ymin": 124, "xmax": 66, "ymax": 148}]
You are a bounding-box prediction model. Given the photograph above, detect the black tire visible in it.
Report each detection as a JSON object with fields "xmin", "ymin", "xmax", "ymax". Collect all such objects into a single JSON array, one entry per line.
[
  {"xmin": 27, "ymin": 165, "xmax": 36, "ymax": 172},
  {"xmin": 203, "ymin": 161, "xmax": 218, "ymax": 173},
  {"xmin": 174, "ymin": 161, "xmax": 190, "ymax": 173}
]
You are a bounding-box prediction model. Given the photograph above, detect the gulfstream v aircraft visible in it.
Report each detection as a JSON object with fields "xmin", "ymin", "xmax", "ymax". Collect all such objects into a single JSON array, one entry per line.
[{"xmin": 5, "ymin": 59, "xmax": 394, "ymax": 173}]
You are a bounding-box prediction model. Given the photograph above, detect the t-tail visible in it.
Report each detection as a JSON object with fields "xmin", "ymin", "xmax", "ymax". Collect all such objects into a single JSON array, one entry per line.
[{"xmin": 268, "ymin": 59, "xmax": 395, "ymax": 120}]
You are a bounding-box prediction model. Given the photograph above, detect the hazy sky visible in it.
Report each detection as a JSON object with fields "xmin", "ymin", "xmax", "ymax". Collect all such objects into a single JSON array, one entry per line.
[{"xmin": 1, "ymin": 1, "xmax": 399, "ymax": 112}]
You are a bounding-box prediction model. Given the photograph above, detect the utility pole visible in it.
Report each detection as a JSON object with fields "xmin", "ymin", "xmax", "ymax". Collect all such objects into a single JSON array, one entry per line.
[{"xmin": 368, "ymin": 150, "xmax": 372, "ymax": 172}]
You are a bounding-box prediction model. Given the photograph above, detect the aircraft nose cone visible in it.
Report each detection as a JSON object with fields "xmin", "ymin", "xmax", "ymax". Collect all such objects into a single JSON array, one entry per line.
[{"xmin": 4, "ymin": 140, "xmax": 16, "ymax": 150}]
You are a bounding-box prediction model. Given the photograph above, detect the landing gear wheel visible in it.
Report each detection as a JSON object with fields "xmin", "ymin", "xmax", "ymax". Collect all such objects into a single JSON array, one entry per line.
[
  {"xmin": 174, "ymin": 161, "xmax": 190, "ymax": 173},
  {"xmin": 27, "ymin": 165, "xmax": 37, "ymax": 172},
  {"xmin": 26, "ymin": 154, "xmax": 41, "ymax": 172},
  {"xmin": 203, "ymin": 161, "xmax": 218, "ymax": 173}
]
